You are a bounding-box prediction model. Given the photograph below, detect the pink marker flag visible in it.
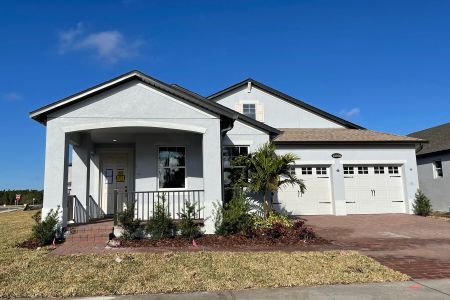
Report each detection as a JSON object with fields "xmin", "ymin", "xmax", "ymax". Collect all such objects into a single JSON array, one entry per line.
[
  {"xmin": 52, "ymin": 238, "xmax": 56, "ymax": 246},
  {"xmin": 192, "ymin": 239, "xmax": 198, "ymax": 247}
]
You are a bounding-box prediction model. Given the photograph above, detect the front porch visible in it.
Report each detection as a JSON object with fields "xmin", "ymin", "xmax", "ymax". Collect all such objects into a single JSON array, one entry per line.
[{"xmin": 45, "ymin": 124, "xmax": 222, "ymax": 233}]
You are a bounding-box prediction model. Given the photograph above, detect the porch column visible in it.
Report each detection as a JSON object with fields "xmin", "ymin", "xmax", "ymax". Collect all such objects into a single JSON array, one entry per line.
[
  {"xmin": 331, "ymin": 160, "xmax": 347, "ymax": 215},
  {"xmin": 71, "ymin": 133, "xmax": 92, "ymax": 222},
  {"xmin": 202, "ymin": 120, "xmax": 223, "ymax": 234},
  {"xmin": 42, "ymin": 121, "xmax": 69, "ymax": 225}
]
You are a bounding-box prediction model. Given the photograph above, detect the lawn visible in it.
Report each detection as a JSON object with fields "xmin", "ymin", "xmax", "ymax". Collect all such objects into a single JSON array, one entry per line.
[{"xmin": 0, "ymin": 211, "xmax": 408, "ymax": 298}]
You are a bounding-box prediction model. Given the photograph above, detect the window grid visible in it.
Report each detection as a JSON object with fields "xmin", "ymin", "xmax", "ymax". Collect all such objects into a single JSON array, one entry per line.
[
  {"xmin": 358, "ymin": 166, "xmax": 369, "ymax": 174},
  {"xmin": 158, "ymin": 147, "xmax": 186, "ymax": 189},
  {"xmin": 344, "ymin": 166, "xmax": 354, "ymax": 175},
  {"xmin": 301, "ymin": 167, "xmax": 313, "ymax": 175},
  {"xmin": 316, "ymin": 167, "xmax": 327, "ymax": 175},
  {"xmin": 433, "ymin": 161, "xmax": 443, "ymax": 178},
  {"xmin": 242, "ymin": 103, "xmax": 256, "ymax": 119},
  {"xmin": 388, "ymin": 166, "xmax": 399, "ymax": 174},
  {"xmin": 374, "ymin": 166, "xmax": 385, "ymax": 174}
]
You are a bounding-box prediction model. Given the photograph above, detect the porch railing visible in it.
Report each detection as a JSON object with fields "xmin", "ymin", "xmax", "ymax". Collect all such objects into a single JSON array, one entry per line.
[{"xmin": 114, "ymin": 190, "xmax": 204, "ymax": 225}]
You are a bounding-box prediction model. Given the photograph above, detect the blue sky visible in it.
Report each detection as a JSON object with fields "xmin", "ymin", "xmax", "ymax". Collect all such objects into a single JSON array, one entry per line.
[{"xmin": 1, "ymin": 0, "xmax": 450, "ymax": 189}]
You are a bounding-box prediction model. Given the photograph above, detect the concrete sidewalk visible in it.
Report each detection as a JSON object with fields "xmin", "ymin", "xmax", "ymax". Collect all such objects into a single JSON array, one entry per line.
[{"xmin": 67, "ymin": 279, "xmax": 450, "ymax": 300}]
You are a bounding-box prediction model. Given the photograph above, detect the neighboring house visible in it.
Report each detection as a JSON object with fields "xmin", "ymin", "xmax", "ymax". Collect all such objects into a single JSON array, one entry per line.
[
  {"xmin": 30, "ymin": 70, "xmax": 423, "ymax": 233},
  {"xmin": 409, "ymin": 122, "xmax": 450, "ymax": 212}
]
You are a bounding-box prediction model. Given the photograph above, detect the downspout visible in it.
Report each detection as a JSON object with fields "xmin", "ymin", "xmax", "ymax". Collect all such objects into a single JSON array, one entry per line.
[{"xmin": 219, "ymin": 115, "xmax": 237, "ymax": 205}]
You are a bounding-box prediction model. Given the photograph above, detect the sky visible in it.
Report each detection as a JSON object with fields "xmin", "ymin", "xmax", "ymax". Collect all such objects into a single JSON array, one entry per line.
[{"xmin": 1, "ymin": 0, "xmax": 450, "ymax": 189}]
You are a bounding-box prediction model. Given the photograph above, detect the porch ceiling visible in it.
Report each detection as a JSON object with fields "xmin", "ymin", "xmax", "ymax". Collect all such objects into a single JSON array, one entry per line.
[{"xmin": 86, "ymin": 127, "xmax": 199, "ymax": 144}]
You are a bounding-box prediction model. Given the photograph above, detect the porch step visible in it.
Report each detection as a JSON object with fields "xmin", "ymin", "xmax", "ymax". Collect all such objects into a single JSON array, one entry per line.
[{"xmin": 66, "ymin": 219, "xmax": 114, "ymax": 243}]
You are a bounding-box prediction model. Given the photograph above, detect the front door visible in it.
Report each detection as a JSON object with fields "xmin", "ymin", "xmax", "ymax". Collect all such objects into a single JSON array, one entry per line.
[{"xmin": 100, "ymin": 154, "xmax": 128, "ymax": 215}]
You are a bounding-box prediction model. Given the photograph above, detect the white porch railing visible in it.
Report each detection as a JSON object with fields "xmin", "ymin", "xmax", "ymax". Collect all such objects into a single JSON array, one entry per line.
[{"xmin": 113, "ymin": 190, "xmax": 204, "ymax": 225}]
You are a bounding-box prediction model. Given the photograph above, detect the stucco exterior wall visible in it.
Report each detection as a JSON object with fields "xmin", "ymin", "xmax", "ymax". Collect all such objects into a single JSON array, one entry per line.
[
  {"xmin": 417, "ymin": 153, "xmax": 450, "ymax": 212},
  {"xmin": 214, "ymin": 85, "xmax": 344, "ymax": 128},
  {"xmin": 223, "ymin": 120, "xmax": 270, "ymax": 152},
  {"xmin": 275, "ymin": 144, "xmax": 420, "ymax": 214}
]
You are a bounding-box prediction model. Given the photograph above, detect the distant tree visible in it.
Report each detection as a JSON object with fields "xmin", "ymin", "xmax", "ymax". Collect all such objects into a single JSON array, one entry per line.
[{"xmin": 0, "ymin": 189, "xmax": 43, "ymax": 205}]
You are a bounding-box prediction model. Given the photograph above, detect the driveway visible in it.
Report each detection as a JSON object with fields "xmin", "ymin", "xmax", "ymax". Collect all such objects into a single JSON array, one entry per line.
[{"xmin": 303, "ymin": 214, "xmax": 450, "ymax": 279}]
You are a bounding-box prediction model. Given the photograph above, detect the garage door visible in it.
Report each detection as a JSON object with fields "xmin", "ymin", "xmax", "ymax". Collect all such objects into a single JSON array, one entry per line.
[
  {"xmin": 276, "ymin": 166, "xmax": 332, "ymax": 215},
  {"xmin": 344, "ymin": 165, "xmax": 405, "ymax": 214}
]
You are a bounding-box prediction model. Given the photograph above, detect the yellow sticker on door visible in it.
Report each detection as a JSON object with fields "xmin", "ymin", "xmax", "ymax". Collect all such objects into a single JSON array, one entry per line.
[{"xmin": 116, "ymin": 170, "xmax": 125, "ymax": 182}]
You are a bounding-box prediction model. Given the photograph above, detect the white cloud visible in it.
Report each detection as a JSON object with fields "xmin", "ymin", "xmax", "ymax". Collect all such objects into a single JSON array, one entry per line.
[
  {"xmin": 339, "ymin": 107, "xmax": 360, "ymax": 118},
  {"xmin": 3, "ymin": 92, "xmax": 22, "ymax": 101},
  {"xmin": 58, "ymin": 23, "xmax": 143, "ymax": 64}
]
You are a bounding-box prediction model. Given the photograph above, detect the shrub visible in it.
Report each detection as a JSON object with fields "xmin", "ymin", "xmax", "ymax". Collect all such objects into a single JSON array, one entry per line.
[
  {"xmin": 413, "ymin": 189, "xmax": 432, "ymax": 216},
  {"xmin": 117, "ymin": 202, "xmax": 142, "ymax": 240},
  {"xmin": 146, "ymin": 196, "xmax": 176, "ymax": 240},
  {"xmin": 293, "ymin": 220, "xmax": 316, "ymax": 240},
  {"xmin": 32, "ymin": 207, "xmax": 61, "ymax": 246},
  {"xmin": 178, "ymin": 201, "xmax": 203, "ymax": 240},
  {"xmin": 214, "ymin": 193, "xmax": 253, "ymax": 236},
  {"xmin": 266, "ymin": 222, "xmax": 285, "ymax": 239},
  {"xmin": 252, "ymin": 212, "xmax": 293, "ymax": 229}
]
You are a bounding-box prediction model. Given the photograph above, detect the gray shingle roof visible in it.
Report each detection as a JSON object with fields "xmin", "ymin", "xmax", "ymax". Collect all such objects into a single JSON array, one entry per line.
[
  {"xmin": 274, "ymin": 128, "xmax": 425, "ymax": 144},
  {"xmin": 408, "ymin": 122, "xmax": 450, "ymax": 156}
]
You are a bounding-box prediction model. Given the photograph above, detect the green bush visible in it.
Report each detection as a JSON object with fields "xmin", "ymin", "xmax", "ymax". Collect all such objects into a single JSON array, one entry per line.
[
  {"xmin": 214, "ymin": 193, "xmax": 253, "ymax": 236},
  {"xmin": 412, "ymin": 189, "xmax": 432, "ymax": 216},
  {"xmin": 32, "ymin": 207, "xmax": 61, "ymax": 246},
  {"xmin": 146, "ymin": 196, "xmax": 176, "ymax": 240},
  {"xmin": 117, "ymin": 202, "xmax": 142, "ymax": 240},
  {"xmin": 252, "ymin": 212, "xmax": 293, "ymax": 229},
  {"xmin": 178, "ymin": 201, "xmax": 203, "ymax": 240}
]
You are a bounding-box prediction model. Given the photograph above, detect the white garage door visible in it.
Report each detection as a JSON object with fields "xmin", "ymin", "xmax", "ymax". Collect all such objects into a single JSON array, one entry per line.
[
  {"xmin": 276, "ymin": 166, "xmax": 332, "ymax": 215},
  {"xmin": 344, "ymin": 165, "xmax": 405, "ymax": 214}
]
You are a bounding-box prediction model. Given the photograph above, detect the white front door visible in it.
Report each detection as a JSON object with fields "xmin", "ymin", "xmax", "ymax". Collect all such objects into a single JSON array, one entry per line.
[
  {"xmin": 276, "ymin": 166, "xmax": 332, "ymax": 215},
  {"xmin": 344, "ymin": 165, "xmax": 405, "ymax": 214},
  {"xmin": 100, "ymin": 154, "xmax": 129, "ymax": 215}
]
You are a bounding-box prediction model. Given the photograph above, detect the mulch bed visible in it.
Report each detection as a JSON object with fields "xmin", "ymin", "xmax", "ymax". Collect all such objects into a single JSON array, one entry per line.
[
  {"xmin": 117, "ymin": 233, "xmax": 331, "ymax": 251},
  {"xmin": 17, "ymin": 238, "xmax": 41, "ymax": 249}
]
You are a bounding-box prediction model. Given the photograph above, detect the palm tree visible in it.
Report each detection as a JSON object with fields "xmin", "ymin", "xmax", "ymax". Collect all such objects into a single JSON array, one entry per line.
[{"xmin": 233, "ymin": 142, "xmax": 305, "ymax": 218}]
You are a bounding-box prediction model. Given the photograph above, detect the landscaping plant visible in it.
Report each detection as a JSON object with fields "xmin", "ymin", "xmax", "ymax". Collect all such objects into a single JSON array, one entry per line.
[
  {"xmin": 214, "ymin": 192, "xmax": 253, "ymax": 235},
  {"xmin": 412, "ymin": 189, "xmax": 432, "ymax": 216},
  {"xmin": 146, "ymin": 195, "xmax": 176, "ymax": 239},
  {"xmin": 31, "ymin": 207, "xmax": 61, "ymax": 246},
  {"xmin": 178, "ymin": 201, "xmax": 203, "ymax": 240},
  {"xmin": 252, "ymin": 212, "xmax": 293, "ymax": 229},
  {"xmin": 233, "ymin": 142, "xmax": 305, "ymax": 218},
  {"xmin": 117, "ymin": 201, "xmax": 142, "ymax": 240}
]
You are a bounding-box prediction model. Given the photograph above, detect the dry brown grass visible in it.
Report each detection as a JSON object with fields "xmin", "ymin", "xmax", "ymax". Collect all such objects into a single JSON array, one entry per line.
[
  {"xmin": 429, "ymin": 211, "xmax": 450, "ymax": 221},
  {"xmin": 0, "ymin": 211, "xmax": 408, "ymax": 298}
]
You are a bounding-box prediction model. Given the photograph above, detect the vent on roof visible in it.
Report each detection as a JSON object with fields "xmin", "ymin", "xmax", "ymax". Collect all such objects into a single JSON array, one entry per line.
[{"xmin": 247, "ymin": 81, "xmax": 252, "ymax": 93}]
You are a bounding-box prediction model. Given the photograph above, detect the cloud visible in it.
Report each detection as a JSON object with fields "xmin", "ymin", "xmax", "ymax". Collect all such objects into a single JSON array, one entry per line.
[
  {"xmin": 3, "ymin": 92, "xmax": 22, "ymax": 101},
  {"xmin": 58, "ymin": 23, "xmax": 143, "ymax": 64},
  {"xmin": 339, "ymin": 107, "xmax": 360, "ymax": 118}
]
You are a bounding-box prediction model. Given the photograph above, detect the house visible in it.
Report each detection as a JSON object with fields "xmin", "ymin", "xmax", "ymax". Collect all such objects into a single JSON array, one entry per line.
[
  {"xmin": 409, "ymin": 122, "xmax": 450, "ymax": 212},
  {"xmin": 30, "ymin": 70, "xmax": 424, "ymax": 233}
]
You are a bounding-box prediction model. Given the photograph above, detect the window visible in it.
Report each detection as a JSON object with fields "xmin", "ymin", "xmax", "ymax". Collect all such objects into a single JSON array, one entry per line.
[
  {"xmin": 343, "ymin": 166, "xmax": 354, "ymax": 175},
  {"xmin": 242, "ymin": 103, "xmax": 256, "ymax": 119},
  {"xmin": 374, "ymin": 166, "xmax": 385, "ymax": 174},
  {"xmin": 158, "ymin": 147, "xmax": 186, "ymax": 188},
  {"xmin": 223, "ymin": 146, "xmax": 249, "ymax": 187},
  {"xmin": 433, "ymin": 161, "xmax": 443, "ymax": 178},
  {"xmin": 388, "ymin": 166, "xmax": 399, "ymax": 174},
  {"xmin": 301, "ymin": 167, "xmax": 312, "ymax": 175},
  {"xmin": 358, "ymin": 166, "xmax": 369, "ymax": 174},
  {"xmin": 316, "ymin": 167, "xmax": 327, "ymax": 175},
  {"xmin": 287, "ymin": 165, "xmax": 296, "ymax": 176}
]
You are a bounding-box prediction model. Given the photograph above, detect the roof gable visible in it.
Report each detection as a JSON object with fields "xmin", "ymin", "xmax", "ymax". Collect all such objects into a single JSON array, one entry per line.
[{"xmin": 208, "ymin": 78, "xmax": 364, "ymax": 129}]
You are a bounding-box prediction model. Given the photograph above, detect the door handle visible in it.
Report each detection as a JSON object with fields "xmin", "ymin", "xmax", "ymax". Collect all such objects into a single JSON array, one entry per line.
[{"xmin": 373, "ymin": 189, "xmax": 376, "ymax": 197}]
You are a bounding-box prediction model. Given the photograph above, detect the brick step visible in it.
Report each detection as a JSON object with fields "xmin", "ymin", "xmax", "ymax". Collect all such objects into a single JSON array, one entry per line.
[{"xmin": 65, "ymin": 236, "xmax": 109, "ymax": 242}]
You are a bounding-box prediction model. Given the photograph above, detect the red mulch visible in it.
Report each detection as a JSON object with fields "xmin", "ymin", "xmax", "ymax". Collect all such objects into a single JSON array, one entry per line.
[{"xmin": 17, "ymin": 238, "xmax": 41, "ymax": 249}]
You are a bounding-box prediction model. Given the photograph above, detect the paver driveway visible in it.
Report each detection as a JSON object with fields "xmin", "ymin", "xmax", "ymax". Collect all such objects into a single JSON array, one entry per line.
[{"xmin": 303, "ymin": 214, "xmax": 450, "ymax": 279}]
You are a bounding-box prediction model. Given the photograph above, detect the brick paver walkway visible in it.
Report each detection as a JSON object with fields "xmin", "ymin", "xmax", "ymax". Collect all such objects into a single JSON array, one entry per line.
[{"xmin": 303, "ymin": 214, "xmax": 450, "ymax": 279}]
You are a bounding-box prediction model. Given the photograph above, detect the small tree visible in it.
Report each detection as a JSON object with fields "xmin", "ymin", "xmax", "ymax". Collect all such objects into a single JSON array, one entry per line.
[
  {"xmin": 32, "ymin": 207, "xmax": 61, "ymax": 246},
  {"xmin": 214, "ymin": 192, "xmax": 253, "ymax": 235},
  {"xmin": 412, "ymin": 189, "xmax": 432, "ymax": 216},
  {"xmin": 146, "ymin": 195, "xmax": 176, "ymax": 240},
  {"xmin": 117, "ymin": 201, "xmax": 142, "ymax": 240},
  {"xmin": 178, "ymin": 201, "xmax": 203, "ymax": 240}
]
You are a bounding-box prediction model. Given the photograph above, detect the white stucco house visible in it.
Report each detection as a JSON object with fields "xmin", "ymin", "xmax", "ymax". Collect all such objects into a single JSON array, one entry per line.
[
  {"xmin": 409, "ymin": 122, "xmax": 450, "ymax": 212},
  {"xmin": 30, "ymin": 70, "xmax": 424, "ymax": 233}
]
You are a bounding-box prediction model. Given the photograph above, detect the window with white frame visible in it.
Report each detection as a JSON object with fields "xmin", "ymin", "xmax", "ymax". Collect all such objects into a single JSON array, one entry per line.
[
  {"xmin": 316, "ymin": 167, "xmax": 327, "ymax": 175},
  {"xmin": 343, "ymin": 166, "xmax": 354, "ymax": 174},
  {"xmin": 287, "ymin": 165, "xmax": 296, "ymax": 176},
  {"xmin": 433, "ymin": 161, "xmax": 443, "ymax": 178},
  {"xmin": 358, "ymin": 166, "xmax": 369, "ymax": 174},
  {"xmin": 158, "ymin": 147, "xmax": 186, "ymax": 188},
  {"xmin": 388, "ymin": 166, "xmax": 399, "ymax": 174},
  {"xmin": 242, "ymin": 103, "xmax": 256, "ymax": 119},
  {"xmin": 374, "ymin": 166, "xmax": 385, "ymax": 174},
  {"xmin": 223, "ymin": 146, "xmax": 249, "ymax": 187},
  {"xmin": 301, "ymin": 167, "xmax": 313, "ymax": 175}
]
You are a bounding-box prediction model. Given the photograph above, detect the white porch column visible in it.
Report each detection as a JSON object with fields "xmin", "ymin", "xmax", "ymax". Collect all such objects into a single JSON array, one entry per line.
[
  {"xmin": 42, "ymin": 121, "xmax": 69, "ymax": 225},
  {"xmin": 202, "ymin": 120, "xmax": 222, "ymax": 234},
  {"xmin": 331, "ymin": 160, "xmax": 347, "ymax": 215},
  {"xmin": 71, "ymin": 133, "xmax": 92, "ymax": 222}
]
